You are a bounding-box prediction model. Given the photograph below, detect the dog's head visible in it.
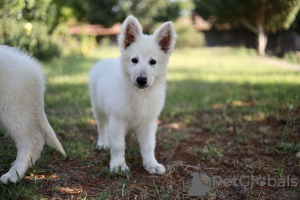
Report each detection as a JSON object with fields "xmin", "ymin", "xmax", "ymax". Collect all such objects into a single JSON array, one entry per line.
[{"xmin": 118, "ymin": 15, "xmax": 176, "ymax": 89}]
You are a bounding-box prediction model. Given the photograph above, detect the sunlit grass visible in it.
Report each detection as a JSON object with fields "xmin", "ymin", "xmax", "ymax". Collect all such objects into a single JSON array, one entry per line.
[
  {"xmin": 165, "ymin": 47, "xmax": 300, "ymax": 116},
  {"xmin": 42, "ymin": 46, "xmax": 300, "ymax": 119},
  {"xmin": 168, "ymin": 47, "xmax": 300, "ymax": 84}
]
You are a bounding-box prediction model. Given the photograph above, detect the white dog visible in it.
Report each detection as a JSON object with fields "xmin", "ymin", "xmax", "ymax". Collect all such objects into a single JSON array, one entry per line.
[
  {"xmin": 89, "ymin": 16, "xmax": 176, "ymax": 174},
  {"xmin": 0, "ymin": 45, "xmax": 66, "ymax": 184}
]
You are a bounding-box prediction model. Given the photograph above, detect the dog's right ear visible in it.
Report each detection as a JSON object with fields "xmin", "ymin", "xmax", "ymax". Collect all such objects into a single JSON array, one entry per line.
[{"xmin": 118, "ymin": 15, "xmax": 143, "ymax": 52}]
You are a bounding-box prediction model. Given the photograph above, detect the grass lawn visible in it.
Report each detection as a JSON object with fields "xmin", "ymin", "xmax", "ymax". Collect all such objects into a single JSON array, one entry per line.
[{"xmin": 1, "ymin": 47, "xmax": 300, "ymax": 199}]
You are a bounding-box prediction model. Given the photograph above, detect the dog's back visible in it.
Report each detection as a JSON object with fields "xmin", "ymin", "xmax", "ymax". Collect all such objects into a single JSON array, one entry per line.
[{"xmin": 0, "ymin": 46, "xmax": 45, "ymax": 104}]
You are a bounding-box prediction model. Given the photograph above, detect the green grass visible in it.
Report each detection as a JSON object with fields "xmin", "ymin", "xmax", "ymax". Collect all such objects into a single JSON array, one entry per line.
[
  {"xmin": 190, "ymin": 143, "xmax": 223, "ymax": 160},
  {"xmin": 272, "ymin": 158, "xmax": 286, "ymax": 178},
  {"xmin": 165, "ymin": 47, "xmax": 300, "ymax": 117},
  {"xmin": 274, "ymin": 142, "xmax": 300, "ymax": 154},
  {"xmin": 1, "ymin": 46, "xmax": 299, "ymax": 198},
  {"xmin": 44, "ymin": 46, "xmax": 300, "ymax": 122}
]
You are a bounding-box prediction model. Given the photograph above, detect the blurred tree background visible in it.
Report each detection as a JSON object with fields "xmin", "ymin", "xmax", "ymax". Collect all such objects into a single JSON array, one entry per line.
[
  {"xmin": 66, "ymin": 0, "xmax": 181, "ymax": 32},
  {"xmin": 1, "ymin": 0, "xmax": 300, "ymax": 60},
  {"xmin": 194, "ymin": 0, "xmax": 300, "ymax": 56},
  {"xmin": 0, "ymin": 0, "xmax": 66, "ymax": 60},
  {"xmin": 0, "ymin": 0, "xmax": 186, "ymax": 60}
]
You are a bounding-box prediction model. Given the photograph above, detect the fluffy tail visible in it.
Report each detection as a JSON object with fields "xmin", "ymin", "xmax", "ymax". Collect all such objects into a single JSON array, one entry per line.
[{"xmin": 39, "ymin": 109, "xmax": 66, "ymax": 156}]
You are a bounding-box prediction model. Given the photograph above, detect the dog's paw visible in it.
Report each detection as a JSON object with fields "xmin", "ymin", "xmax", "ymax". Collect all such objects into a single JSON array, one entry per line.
[
  {"xmin": 110, "ymin": 161, "xmax": 130, "ymax": 173},
  {"xmin": 96, "ymin": 140, "xmax": 110, "ymax": 151},
  {"xmin": 0, "ymin": 172, "xmax": 20, "ymax": 184},
  {"xmin": 144, "ymin": 163, "xmax": 166, "ymax": 175},
  {"xmin": 96, "ymin": 144, "xmax": 110, "ymax": 151}
]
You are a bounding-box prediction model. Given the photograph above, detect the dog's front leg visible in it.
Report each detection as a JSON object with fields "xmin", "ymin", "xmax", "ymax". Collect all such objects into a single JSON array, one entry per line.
[
  {"xmin": 137, "ymin": 120, "xmax": 166, "ymax": 175},
  {"xmin": 108, "ymin": 118, "xmax": 129, "ymax": 172}
]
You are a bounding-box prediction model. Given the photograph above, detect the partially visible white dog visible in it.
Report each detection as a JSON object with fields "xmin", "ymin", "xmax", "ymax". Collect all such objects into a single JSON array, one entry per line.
[
  {"xmin": 89, "ymin": 16, "xmax": 176, "ymax": 175},
  {"xmin": 0, "ymin": 45, "xmax": 66, "ymax": 184}
]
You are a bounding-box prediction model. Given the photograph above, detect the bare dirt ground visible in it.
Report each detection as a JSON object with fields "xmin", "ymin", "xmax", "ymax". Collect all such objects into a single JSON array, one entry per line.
[{"xmin": 13, "ymin": 106, "xmax": 299, "ymax": 199}]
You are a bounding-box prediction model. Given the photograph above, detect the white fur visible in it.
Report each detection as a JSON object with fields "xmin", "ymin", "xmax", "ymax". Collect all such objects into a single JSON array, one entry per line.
[
  {"xmin": 0, "ymin": 45, "xmax": 66, "ymax": 184},
  {"xmin": 89, "ymin": 16, "xmax": 176, "ymax": 174}
]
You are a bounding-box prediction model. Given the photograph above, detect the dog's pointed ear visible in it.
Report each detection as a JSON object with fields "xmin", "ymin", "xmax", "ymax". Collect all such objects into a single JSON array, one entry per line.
[
  {"xmin": 118, "ymin": 15, "xmax": 143, "ymax": 52},
  {"xmin": 153, "ymin": 22, "xmax": 176, "ymax": 54}
]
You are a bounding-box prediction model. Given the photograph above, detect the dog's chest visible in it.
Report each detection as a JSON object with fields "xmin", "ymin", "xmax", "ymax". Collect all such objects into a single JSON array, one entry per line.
[
  {"xmin": 127, "ymin": 93, "xmax": 157, "ymax": 117},
  {"xmin": 119, "ymin": 88, "xmax": 165, "ymax": 123}
]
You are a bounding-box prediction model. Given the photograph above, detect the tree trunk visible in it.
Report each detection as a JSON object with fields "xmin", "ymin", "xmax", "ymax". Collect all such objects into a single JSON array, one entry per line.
[
  {"xmin": 257, "ymin": 0, "xmax": 267, "ymax": 56},
  {"xmin": 257, "ymin": 24, "xmax": 268, "ymax": 56}
]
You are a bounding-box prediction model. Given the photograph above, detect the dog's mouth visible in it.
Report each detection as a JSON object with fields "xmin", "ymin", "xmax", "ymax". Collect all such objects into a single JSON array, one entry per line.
[{"xmin": 135, "ymin": 84, "xmax": 149, "ymax": 89}]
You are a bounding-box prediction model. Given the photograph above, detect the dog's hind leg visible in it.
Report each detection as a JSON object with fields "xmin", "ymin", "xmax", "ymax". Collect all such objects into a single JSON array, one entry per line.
[
  {"xmin": 0, "ymin": 93, "xmax": 38, "ymax": 184},
  {"xmin": 137, "ymin": 120, "xmax": 166, "ymax": 175},
  {"xmin": 32, "ymin": 129, "xmax": 45, "ymax": 163},
  {"xmin": 0, "ymin": 119, "xmax": 35, "ymax": 184},
  {"xmin": 94, "ymin": 111, "xmax": 109, "ymax": 150}
]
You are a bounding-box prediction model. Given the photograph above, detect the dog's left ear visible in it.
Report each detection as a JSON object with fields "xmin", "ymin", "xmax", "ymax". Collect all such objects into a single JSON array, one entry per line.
[
  {"xmin": 118, "ymin": 15, "xmax": 143, "ymax": 52},
  {"xmin": 153, "ymin": 22, "xmax": 177, "ymax": 54}
]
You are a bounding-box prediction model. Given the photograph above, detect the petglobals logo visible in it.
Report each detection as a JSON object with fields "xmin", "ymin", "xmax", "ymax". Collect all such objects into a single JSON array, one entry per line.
[
  {"xmin": 187, "ymin": 172, "xmax": 210, "ymax": 196},
  {"xmin": 181, "ymin": 173, "xmax": 298, "ymax": 197},
  {"xmin": 212, "ymin": 174, "xmax": 298, "ymax": 187}
]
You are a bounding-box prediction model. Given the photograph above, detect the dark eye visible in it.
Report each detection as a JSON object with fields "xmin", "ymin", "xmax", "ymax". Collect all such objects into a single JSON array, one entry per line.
[
  {"xmin": 131, "ymin": 58, "xmax": 138, "ymax": 64},
  {"xmin": 149, "ymin": 59, "xmax": 156, "ymax": 65}
]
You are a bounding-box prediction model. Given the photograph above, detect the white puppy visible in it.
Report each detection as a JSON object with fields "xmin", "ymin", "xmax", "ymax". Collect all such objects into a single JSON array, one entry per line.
[
  {"xmin": 89, "ymin": 16, "xmax": 176, "ymax": 174},
  {"xmin": 0, "ymin": 45, "xmax": 66, "ymax": 184}
]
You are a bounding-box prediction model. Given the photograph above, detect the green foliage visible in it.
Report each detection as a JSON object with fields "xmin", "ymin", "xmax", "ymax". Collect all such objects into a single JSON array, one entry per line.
[
  {"xmin": 0, "ymin": 0, "xmax": 66, "ymax": 35},
  {"xmin": 0, "ymin": 0, "xmax": 25, "ymax": 18},
  {"xmin": 265, "ymin": 0, "xmax": 300, "ymax": 32},
  {"xmin": 0, "ymin": 0, "xmax": 66, "ymax": 60},
  {"xmin": 174, "ymin": 17, "xmax": 205, "ymax": 48},
  {"xmin": 66, "ymin": 0, "xmax": 180, "ymax": 31},
  {"xmin": 85, "ymin": 0, "xmax": 125, "ymax": 27},
  {"xmin": 51, "ymin": 23, "xmax": 80, "ymax": 56},
  {"xmin": 23, "ymin": 0, "xmax": 67, "ymax": 34},
  {"xmin": 119, "ymin": 0, "xmax": 180, "ymax": 32},
  {"xmin": 0, "ymin": 0, "xmax": 25, "ymax": 38},
  {"xmin": 178, "ymin": 0, "xmax": 195, "ymax": 16},
  {"xmin": 63, "ymin": 0, "xmax": 88, "ymax": 21},
  {"xmin": 283, "ymin": 51, "xmax": 300, "ymax": 63},
  {"xmin": 1, "ymin": 22, "xmax": 61, "ymax": 61},
  {"xmin": 152, "ymin": 0, "xmax": 181, "ymax": 24},
  {"xmin": 290, "ymin": 10, "xmax": 300, "ymax": 32}
]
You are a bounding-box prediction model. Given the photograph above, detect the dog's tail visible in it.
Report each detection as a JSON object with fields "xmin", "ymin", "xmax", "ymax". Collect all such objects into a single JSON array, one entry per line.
[{"xmin": 38, "ymin": 108, "xmax": 66, "ymax": 157}]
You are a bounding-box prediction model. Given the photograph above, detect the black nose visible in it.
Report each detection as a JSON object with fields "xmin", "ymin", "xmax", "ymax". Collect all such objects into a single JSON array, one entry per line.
[{"xmin": 136, "ymin": 76, "xmax": 147, "ymax": 86}]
